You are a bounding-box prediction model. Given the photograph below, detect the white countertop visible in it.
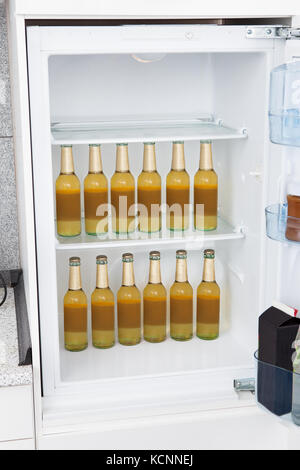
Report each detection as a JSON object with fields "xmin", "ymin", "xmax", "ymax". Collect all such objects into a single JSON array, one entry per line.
[{"xmin": 0, "ymin": 289, "xmax": 32, "ymax": 387}]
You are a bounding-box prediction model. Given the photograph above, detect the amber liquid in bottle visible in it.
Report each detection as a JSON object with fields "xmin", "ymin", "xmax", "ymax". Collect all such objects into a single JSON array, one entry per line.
[
  {"xmin": 64, "ymin": 257, "xmax": 88, "ymax": 351},
  {"xmin": 84, "ymin": 145, "xmax": 108, "ymax": 235},
  {"xmin": 91, "ymin": 255, "xmax": 115, "ymax": 349},
  {"xmin": 111, "ymin": 144, "xmax": 135, "ymax": 234},
  {"xmin": 117, "ymin": 253, "xmax": 141, "ymax": 346},
  {"xmin": 194, "ymin": 141, "xmax": 218, "ymax": 231},
  {"xmin": 56, "ymin": 145, "xmax": 81, "ymax": 237},
  {"xmin": 286, "ymin": 194, "xmax": 300, "ymax": 242},
  {"xmin": 197, "ymin": 249, "xmax": 220, "ymax": 340},
  {"xmin": 170, "ymin": 250, "xmax": 193, "ymax": 341},
  {"xmin": 138, "ymin": 143, "xmax": 161, "ymax": 233},
  {"xmin": 166, "ymin": 142, "xmax": 190, "ymax": 231},
  {"xmin": 143, "ymin": 251, "xmax": 167, "ymax": 343}
]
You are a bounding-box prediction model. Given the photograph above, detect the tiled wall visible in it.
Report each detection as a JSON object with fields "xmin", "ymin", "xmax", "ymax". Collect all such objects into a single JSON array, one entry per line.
[{"xmin": 0, "ymin": 0, "xmax": 20, "ymax": 269}]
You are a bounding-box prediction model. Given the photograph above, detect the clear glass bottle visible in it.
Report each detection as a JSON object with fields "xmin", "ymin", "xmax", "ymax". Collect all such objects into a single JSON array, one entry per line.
[
  {"xmin": 197, "ymin": 249, "xmax": 220, "ymax": 340},
  {"xmin": 56, "ymin": 145, "xmax": 81, "ymax": 237},
  {"xmin": 194, "ymin": 141, "xmax": 218, "ymax": 231},
  {"xmin": 64, "ymin": 257, "xmax": 88, "ymax": 351},
  {"xmin": 111, "ymin": 144, "xmax": 135, "ymax": 234},
  {"xmin": 137, "ymin": 143, "xmax": 161, "ymax": 233},
  {"xmin": 84, "ymin": 144, "xmax": 108, "ymax": 235},
  {"xmin": 170, "ymin": 250, "xmax": 193, "ymax": 341},
  {"xmin": 166, "ymin": 142, "xmax": 190, "ymax": 231},
  {"xmin": 143, "ymin": 251, "xmax": 167, "ymax": 343},
  {"xmin": 91, "ymin": 255, "xmax": 115, "ymax": 349},
  {"xmin": 117, "ymin": 253, "xmax": 141, "ymax": 346}
]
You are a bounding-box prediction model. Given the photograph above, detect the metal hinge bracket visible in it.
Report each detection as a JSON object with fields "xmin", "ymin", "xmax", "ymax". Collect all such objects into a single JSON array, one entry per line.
[
  {"xmin": 246, "ymin": 26, "xmax": 300, "ymax": 40},
  {"xmin": 234, "ymin": 378, "xmax": 256, "ymax": 394}
]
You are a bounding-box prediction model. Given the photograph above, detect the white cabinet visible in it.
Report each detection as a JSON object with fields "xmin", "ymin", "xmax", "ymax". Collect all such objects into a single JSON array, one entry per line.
[
  {"xmin": 0, "ymin": 439, "xmax": 35, "ymax": 450},
  {"xmin": 0, "ymin": 385, "xmax": 34, "ymax": 443}
]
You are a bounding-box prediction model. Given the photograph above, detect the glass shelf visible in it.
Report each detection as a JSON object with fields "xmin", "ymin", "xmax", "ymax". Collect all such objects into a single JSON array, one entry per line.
[
  {"xmin": 51, "ymin": 114, "xmax": 248, "ymax": 145},
  {"xmin": 266, "ymin": 203, "xmax": 300, "ymax": 245},
  {"xmin": 55, "ymin": 216, "xmax": 244, "ymax": 251}
]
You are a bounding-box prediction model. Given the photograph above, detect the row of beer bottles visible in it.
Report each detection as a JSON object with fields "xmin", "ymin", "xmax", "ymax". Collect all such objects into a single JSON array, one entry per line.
[
  {"xmin": 64, "ymin": 249, "xmax": 220, "ymax": 352},
  {"xmin": 56, "ymin": 141, "xmax": 218, "ymax": 237}
]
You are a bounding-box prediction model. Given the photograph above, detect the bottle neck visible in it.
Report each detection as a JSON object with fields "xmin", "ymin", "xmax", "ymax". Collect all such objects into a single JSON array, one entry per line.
[
  {"xmin": 199, "ymin": 142, "xmax": 213, "ymax": 171},
  {"xmin": 69, "ymin": 265, "xmax": 82, "ymax": 290},
  {"xmin": 122, "ymin": 262, "xmax": 135, "ymax": 287},
  {"xmin": 149, "ymin": 259, "xmax": 161, "ymax": 284},
  {"xmin": 61, "ymin": 147, "xmax": 74, "ymax": 174},
  {"xmin": 203, "ymin": 258, "xmax": 215, "ymax": 282},
  {"xmin": 96, "ymin": 264, "xmax": 109, "ymax": 289},
  {"xmin": 89, "ymin": 146, "xmax": 103, "ymax": 173},
  {"xmin": 116, "ymin": 146, "xmax": 129, "ymax": 172},
  {"xmin": 175, "ymin": 258, "xmax": 188, "ymax": 283},
  {"xmin": 171, "ymin": 143, "xmax": 185, "ymax": 171},
  {"xmin": 143, "ymin": 144, "xmax": 157, "ymax": 172}
]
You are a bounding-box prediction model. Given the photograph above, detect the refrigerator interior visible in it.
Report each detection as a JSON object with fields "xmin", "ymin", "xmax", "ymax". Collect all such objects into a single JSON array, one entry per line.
[{"xmin": 47, "ymin": 50, "xmax": 269, "ymax": 389}]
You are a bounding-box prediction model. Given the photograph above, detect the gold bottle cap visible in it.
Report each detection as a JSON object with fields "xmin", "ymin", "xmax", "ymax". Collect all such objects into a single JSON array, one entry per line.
[
  {"xmin": 88, "ymin": 144, "xmax": 103, "ymax": 173},
  {"xmin": 202, "ymin": 249, "xmax": 216, "ymax": 282},
  {"xmin": 171, "ymin": 142, "xmax": 185, "ymax": 171},
  {"xmin": 176, "ymin": 250, "xmax": 187, "ymax": 259},
  {"xmin": 116, "ymin": 144, "xmax": 130, "ymax": 172},
  {"xmin": 149, "ymin": 251, "xmax": 160, "ymax": 260},
  {"xmin": 199, "ymin": 141, "xmax": 213, "ymax": 171},
  {"xmin": 96, "ymin": 255, "xmax": 109, "ymax": 288},
  {"xmin": 143, "ymin": 142, "xmax": 157, "ymax": 172},
  {"xmin": 204, "ymin": 249, "xmax": 215, "ymax": 259},
  {"xmin": 68, "ymin": 257, "xmax": 82, "ymax": 290},
  {"xmin": 60, "ymin": 145, "xmax": 75, "ymax": 174},
  {"xmin": 149, "ymin": 252, "xmax": 162, "ymax": 284},
  {"xmin": 175, "ymin": 251, "xmax": 188, "ymax": 282},
  {"xmin": 69, "ymin": 257, "xmax": 80, "ymax": 266},
  {"xmin": 122, "ymin": 253, "xmax": 134, "ymax": 263},
  {"xmin": 96, "ymin": 255, "xmax": 108, "ymax": 265}
]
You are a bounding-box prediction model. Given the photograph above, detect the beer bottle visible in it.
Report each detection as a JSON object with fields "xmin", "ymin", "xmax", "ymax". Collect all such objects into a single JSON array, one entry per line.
[
  {"xmin": 143, "ymin": 251, "xmax": 167, "ymax": 343},
  {"xmin": 194, "ymin": 141, "xmax": 218, "ymax": 231},
  {"xmin": 117, "ymin": 253, "xmax": 141, "ymax": 345},
  {"xmin": 56, "ymin": 145, "xmax": 81, "ymax": 237},
  {"xmin": 84, "ymin": 144, "xmax": 108, "ymax": 235},
  {"xmin": 170, "ymin": 250, "xmax": 193, "ymax": 341},
  {"xmin": 137, "ymin": 143, "xmax": 161, "ymax": 233},
  {"xmin": 111, "ymin": 144, "xmax": 135, "ymax": 234},
  {"xmin": 197, "ymin": 249, "xmax": 220, "ymax": 340},
  {"xmin": 91, "ymin": 255, "xmax": 115, "ymax": 349},
  {"xmin": 166, "ymin": 142, "xmax": 190, "ymax": 231},
  {"xmin": 64, "ymin": 257, "xmax": 88, "ymax": 351}
]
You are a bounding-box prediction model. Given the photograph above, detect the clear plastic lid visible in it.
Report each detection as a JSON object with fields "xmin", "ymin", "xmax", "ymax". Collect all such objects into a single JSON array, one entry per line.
[{"xmin": 269, "ymin": 61, "xmax": 300, "ymax": 147}]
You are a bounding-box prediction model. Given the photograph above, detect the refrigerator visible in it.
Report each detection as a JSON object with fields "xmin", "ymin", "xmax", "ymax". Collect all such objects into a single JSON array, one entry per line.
[{"xmin": 7, "ymin": 1, "xmax": 300, "ymax": 449}]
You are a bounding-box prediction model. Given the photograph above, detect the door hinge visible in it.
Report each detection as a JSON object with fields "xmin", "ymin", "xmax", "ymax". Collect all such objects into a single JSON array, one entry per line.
[
  {"xmin": 246, "ymin": 26, "xmax": 300, "ymax": 40},
  {"xmin": 234, "ymin": 378, "xmax": 256, "ymax": 394}
]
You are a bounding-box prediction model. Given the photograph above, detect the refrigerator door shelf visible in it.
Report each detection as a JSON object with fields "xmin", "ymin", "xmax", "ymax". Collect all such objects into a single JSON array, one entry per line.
[
  {"xmin": 266, "ymin": 203, "xmax": 300, "ymax": 245},
  {"xmin": 55, "ymin": 216, "xmax": 245, "ymax": 251},
  {"xmin": 51, "ymin": 116, "xmax": 248, "ymax": 146}
]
